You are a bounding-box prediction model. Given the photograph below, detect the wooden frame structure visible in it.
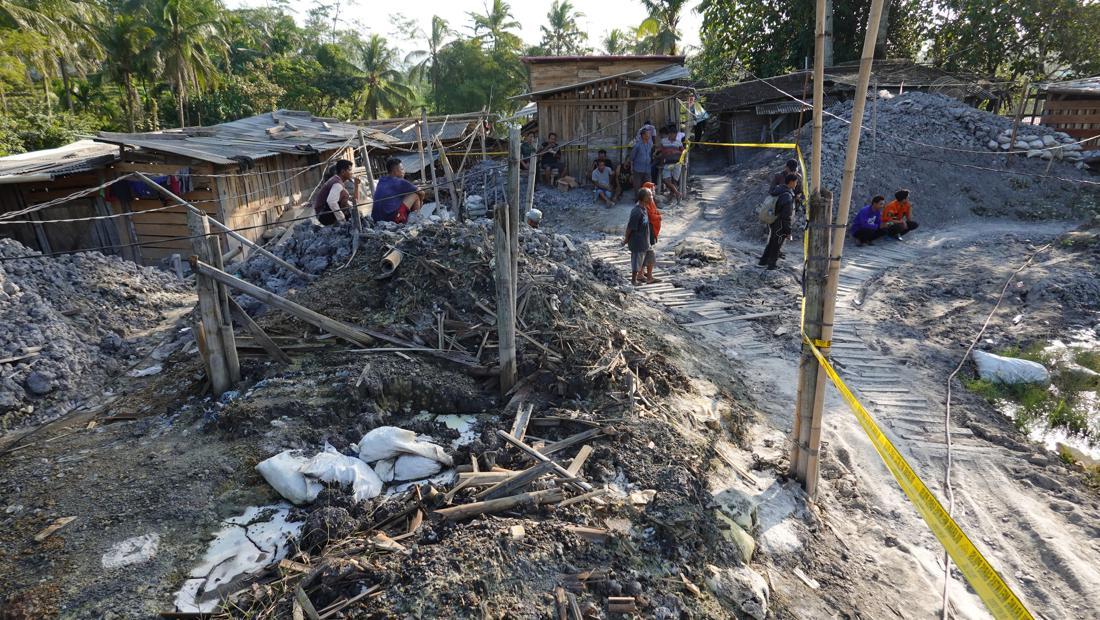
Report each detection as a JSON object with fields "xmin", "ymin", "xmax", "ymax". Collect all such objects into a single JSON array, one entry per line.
[{"xmin": 1039, "ymin": 76, "xmax": 1100, "ymax": 148}]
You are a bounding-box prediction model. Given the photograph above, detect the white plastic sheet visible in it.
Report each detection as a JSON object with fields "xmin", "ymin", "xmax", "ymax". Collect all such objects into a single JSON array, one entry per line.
[{"xmin": 973, "ymin": 350, "xmax": 1050, "ymax": 385}]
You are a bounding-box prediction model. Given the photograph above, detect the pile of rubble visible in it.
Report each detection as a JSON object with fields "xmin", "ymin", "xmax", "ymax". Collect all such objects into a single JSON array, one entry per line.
[
  {"xmin": 731, "ymin": 91, "xmax": 1099, "ymax": 231},
  {"xmin": 165, "ymin": 219, "xmax": 761, "ymax": 618},
  {"xmin": 0, "ymin": 239, "xmax": 191, "ymax": 428}
]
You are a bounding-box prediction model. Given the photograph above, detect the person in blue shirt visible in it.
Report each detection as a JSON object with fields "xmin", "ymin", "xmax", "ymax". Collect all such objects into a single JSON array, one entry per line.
[
  {"xmin": 372, "ymin": 158, "xmax": 424, "ymax": 224},
  {"xmin": 629, "ymin": 130, "xmax": 653, "ymax": 198},
  {"xmin": 851, "ymin": 195, "xmax": 887, "ymax": 246}
]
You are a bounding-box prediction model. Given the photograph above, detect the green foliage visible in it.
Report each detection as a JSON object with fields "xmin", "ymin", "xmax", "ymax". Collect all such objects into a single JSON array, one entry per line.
[
  {"xmin": 637, "ymin": 0, "xmax": 687, "ymax": 55},
  {"xmin": 965, "ymin": 342, "xmax": 1099, "ymax": 444},
  {"xmin": 0, "ymin": 105, "xmax": 101, "ymax": 155},
  {"xmin": 434, "ymin": 38, "xmax": 524, "ymax": 114},
  {"xmin": 188, "ymin": 68, "xmax": 285, "ymax": 125},
  {"xmin": 695, "ymin": 0, "xmax": 933, "ymax": 83},
  {"xmin": 540, "ymin": 1, "xmax": 589, "ymax": 56},
  {"xmin": 931, "ymin": 0, "xmax": 1100, "ymax": 80}
]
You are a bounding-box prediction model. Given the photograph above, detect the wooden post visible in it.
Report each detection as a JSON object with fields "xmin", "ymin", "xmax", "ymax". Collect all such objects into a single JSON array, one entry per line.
[
  {"xmin": 810, "ymin": 0, "xmax": 826, "ymax": 194},
  {"xmin": 479, "ymin": 108, "xmax": 488, "ymax": 161},
  {"xmin": 433, "ymin": 136, "xmax": 463, "ymax": 219},
  {"xmin": 507, "ymin": 128, "xmax": 520, "ymax": 301},
  {"xmin": 187, "ymin": 209, "xmax": 233, "ymax": 396},
  {"xmin": 208, "ymin": 233, "xmax": 241, "ymax": 384},
  {"xmin": 872, "ymin": 78, "xmax": 879, "ymax": 153},
  {"xmin": 494, "ymin": 127, "xmax": 520, "ymax": 395},
  {"xmin": 1007, "ymin": 79, "xmax": 1031, "ymax": 168},
  {"xmin": 797, "ymin": 0, "xmax": 886, "ymax": 498},
  {"xmin": 423, "ymin": 108, "xmax": 441, "ymax": 206},
  {"xmin": 415, "ymin": 120, "xmax": 427, "ymax": 182},
  {"xmin": 526, "ymin": 153, "xmax": 537, "ymax": 213},
  {"xmin": 357, "ymin": 130, "xmax": 376, "ymax": 224}
]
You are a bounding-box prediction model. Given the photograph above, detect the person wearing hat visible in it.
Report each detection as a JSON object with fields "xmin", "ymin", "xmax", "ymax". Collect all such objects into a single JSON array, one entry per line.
[{"xmin": 526, "ymin": 208, "xmax": 542, "ymax": 229}]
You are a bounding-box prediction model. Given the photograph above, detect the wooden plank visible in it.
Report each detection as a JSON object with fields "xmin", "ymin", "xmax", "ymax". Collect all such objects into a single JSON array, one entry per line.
[
  {"xmin": 433, "ymin": 488, "xmax": 564, "ymax": 521},
  {"xmin": 129, "ymin": 211, "xmax": 188, "ymax": 226},
  {"xmin": 496, "ymin": 430, "xmax": 592, "ymax": 492},
  {"xmin": 681, "ymin": 310, "xmax": 781, "ymax": 327},
  {"xmin": 228, "ymin": 295, "xmax": 291, "ymax": 364},
  {"xmin": 566, "ymin": 445, "xmax": 594, "ymax": 476},
  {"xmin": 114, "ymin": 162, "xmax": 209, "ymax": 174},
  {"xmin": 34, "ymin": 516, "xmax": 76, "ymax": 542},
  {"xmin": 134, "ymin": 222, "xmax": 191, "ymax": 238}
]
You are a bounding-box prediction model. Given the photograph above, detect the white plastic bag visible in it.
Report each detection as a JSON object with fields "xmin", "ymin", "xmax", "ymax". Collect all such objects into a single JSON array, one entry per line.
[
  {"xmin": 973, "ymin": 350, "xmax": 1050, "ymax": 385},
  {"xmin": 300, "ymin": 444, "xmax": 383, "ymax": 502},
  {"xmin": 255, "ymin": 451, "xmax": 322, "ymax": 505},
  {"xmin": 393, "ymin": 455, "xmax": 443, "ymax": 481},
  {"xmin": 354, "ymin": 426, "xmax": 453, "ymax": 466}
]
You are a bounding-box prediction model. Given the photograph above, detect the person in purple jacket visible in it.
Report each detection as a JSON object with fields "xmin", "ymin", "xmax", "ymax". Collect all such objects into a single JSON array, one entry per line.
[{"xmin": 851, "ymin": 195, "xmax": 887, "ymax": 246}]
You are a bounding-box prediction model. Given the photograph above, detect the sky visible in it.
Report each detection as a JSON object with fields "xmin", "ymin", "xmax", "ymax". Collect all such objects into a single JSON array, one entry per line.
[{"xmin": 228, "ymin": 0, "xmax": 704, "ymax": 59}]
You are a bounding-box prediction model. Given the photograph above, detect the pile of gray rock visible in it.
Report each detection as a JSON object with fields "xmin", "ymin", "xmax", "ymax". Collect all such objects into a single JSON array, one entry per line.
[
  {"xmin": 0, "ymin": 239, "xmax": 191, "ymax": 428},
  {"xmin": 801, "ymin": 91, "xmax": 1098, "ymax": 227}
]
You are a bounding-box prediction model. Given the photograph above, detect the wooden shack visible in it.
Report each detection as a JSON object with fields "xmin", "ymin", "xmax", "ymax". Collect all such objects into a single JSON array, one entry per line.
[
  {"xmin": 516, "ymin": 56, "xmax": 690, "ymax": 177},
  {"xmin": 1039, "ymin": 76, "xmax": 1100, "ymax": 148},
  {"xmin": 0, "ymin": 141, "xmax": 124, "ymax": 257}
]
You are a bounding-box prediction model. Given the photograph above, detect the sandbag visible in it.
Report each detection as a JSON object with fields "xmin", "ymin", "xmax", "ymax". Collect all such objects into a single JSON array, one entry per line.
[
  {"xmin": 300, "ymin": 444, "xmax": 383, "ymax": 502},
  {"xmin": 973, "ymin": 350, "xmax": 1050, "ymax": 385},
  {"xmin": 255, "ymin": 451, "xmax": 323, "ymax": 505},
  {"xmin": 354, "ymin": 426, "xmax": 453, "ymax": 466},
  {"xmin": 373, "ymin": 458, "xmax": 396, "ymax": 483},
  {"xmin": 393, "ymin": 455, "xmax": 443, "ymax": 481}
]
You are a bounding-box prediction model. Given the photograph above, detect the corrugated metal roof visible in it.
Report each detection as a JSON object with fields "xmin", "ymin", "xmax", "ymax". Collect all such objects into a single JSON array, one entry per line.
[
  {"xmin": 360, "ymin": 116, "xmax": 477, "ymax": 145},
  {"xmin": 1041, "ymin": 76, "xmax": 1100, "ymax": 96},
  {"xmin": 0, "ymin": 140, "xmax": 118, "ymax": 184},
  {"xmin": 522, "ymin": 55, "xmax": 685, "ymax": 64},
  {"xmin": 94, "ymin": 110, "xmax": 398, "ymax": 165},
  {"xmin": 633, "ymin": 63, "xmax": 690, "ymax": 84},
  {"xmin": 391, "ymin": 151, "xmax": 439, "ymax": 173},
  {"xmin": 754, "ymin": 99, "xmax": 838, "ymax": 115},
  {"xmin": 513, "ymin": 70, "xmax": 648, "ymax": 99}
]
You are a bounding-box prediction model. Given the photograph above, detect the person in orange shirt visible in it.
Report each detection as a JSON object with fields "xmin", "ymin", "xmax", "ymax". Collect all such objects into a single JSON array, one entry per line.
[
  {"xmin": 640, "ymin": 181, "xmax": 662, "ymax": 283},
  {"xmin": 882, "ymin": 189, "xmax": 919, "ymax": 240}
]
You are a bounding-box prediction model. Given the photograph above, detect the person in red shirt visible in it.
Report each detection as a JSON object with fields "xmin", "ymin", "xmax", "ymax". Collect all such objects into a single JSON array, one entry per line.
[
  {"xmin": 881, "ymin": 189, "xmax": 919, "ymax": 239},
  {"xmin": 640, "ymin": 181, "xmax": 662, "ymax": 283}
]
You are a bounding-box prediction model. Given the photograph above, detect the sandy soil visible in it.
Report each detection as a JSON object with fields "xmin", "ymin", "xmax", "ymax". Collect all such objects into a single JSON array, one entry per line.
[{"xmin": 546, "ymin": 158, "xmax": 1100, "ymax": 618}]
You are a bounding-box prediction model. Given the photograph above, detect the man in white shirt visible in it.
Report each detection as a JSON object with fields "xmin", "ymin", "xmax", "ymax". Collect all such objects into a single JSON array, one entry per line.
[
  {"xmin": 659, "ymin": 127, "xmax": 683, "ymax": 202},
  {"xmin": 311, "ymin": 159, "xmax": 359, "ymax": 225},
  {"xmin": 591, "ymin": 159, "xmax": 614, "ymax": 206}
]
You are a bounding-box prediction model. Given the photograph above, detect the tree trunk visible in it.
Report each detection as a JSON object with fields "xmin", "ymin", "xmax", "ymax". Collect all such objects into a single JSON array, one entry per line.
[
  {"xmin": 60, "ymin": 56, "xmax": 74, "ymax": 112},
  {"xmin": 176, "ymin": 69, "xmax": 186, "ymax": 128},
  {"xmin": 0, "ymin": 84, "xmax": 7, "ymax": 114},
  {"xmin": 122, "ymin": 73, "xmax": 135, "ymax": 133},
  {"xmin": 875, "ymin": 0, "xmax": 892, "ymax": 59},
  {"xmin": 42, "ymin": 75, "xmax": 52, "ymax": 115}
]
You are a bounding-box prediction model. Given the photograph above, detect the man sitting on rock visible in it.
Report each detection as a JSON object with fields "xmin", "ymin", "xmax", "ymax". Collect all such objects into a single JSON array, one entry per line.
[
  {"xmin": 851, "ymin": 195, "xmax": 888, "ymax": 246},
  {"xmin": 372, "ymin": 158, "xmax": 424, "ymax": 224},
  {"xmin": 882, "ymin": 189, "xmax": 919, "ymax": 240},
  {"xmin": 591, "ymin": 159, "xmax": 614, "ymax": 206},
  {"xmin": 312, "ymin": 159, "xmax": 358, "ymax": 226}
]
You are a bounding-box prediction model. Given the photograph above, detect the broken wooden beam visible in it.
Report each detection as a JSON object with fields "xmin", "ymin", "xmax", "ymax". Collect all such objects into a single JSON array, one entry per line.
[
  {"xmin": 227, "ymin": 296, "xmax": 291, "ymax": 364},
  {"xmin": 496, "ymin": 430, "xmax": 593, "ymax": 492},
  {"xmin": 193, "ymin": 260, "xmax": 374, "ymax": 348},
  {"xmin": 510, "ymin": 402, "xmax": 534, "ymax": 442},
  {"xmin": 433, "ymin": 488, "xmax": 563, "ymax": 521},
  {"xmin": 477, "ymin": 461, "xmax": 555, "ymax": 501},
  {"xmin": 680, "ymin": 310, "xmax": 781, "ymax": 328},
  {"xmin": 33, "ymin": 516, "xmax": 76, "ymax": 542}
]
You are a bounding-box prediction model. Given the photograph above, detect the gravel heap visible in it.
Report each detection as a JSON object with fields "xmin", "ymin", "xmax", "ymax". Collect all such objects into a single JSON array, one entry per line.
[
  {"xmin": 780, "ymin": 91, "xmax": 1099, "ymax": 229},
  {"xmin": 0, "ymin": 240, "xmax": 191, "ymax": 428}
]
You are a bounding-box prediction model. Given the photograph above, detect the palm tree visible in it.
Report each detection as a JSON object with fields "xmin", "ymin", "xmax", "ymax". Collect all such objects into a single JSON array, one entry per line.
[
  {"xmin": 603, "ymin": 28, "xmax": 632, "ymax": 55},
  {"xmin": 149, "ymin": 0, "xmax": 228, "ymax": 128},
  {"xmin": 101, "ymin": 13, "xmax": 156, "ymax": 131},
  {"xmin": 0, "ymin": 0, "xmax": 104, "ymax": 113},
  {"xmin": 354, "ymin": 33, "xmax": 414, "ymax": 120},
  {"xmin": 637, "ymin": 0, "xmax": 686, "ymax": 55},
  {"xmin": 468, "ymin": 0, "xmax": 520, "ymax": 53},
  {"xmin": 406, "ymin": 16, "xmax": 452, "ymax": 106},
  {"xmin": 539, "ymin": 0, "xmax": 588, "ymax": 56}
]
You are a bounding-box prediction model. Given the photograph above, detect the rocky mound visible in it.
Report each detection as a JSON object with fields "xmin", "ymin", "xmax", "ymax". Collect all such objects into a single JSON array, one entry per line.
[
  {"xmin": 727, "ymin": 91, "xmax": 1099, "ymax": 234},
  {"xmin": 0, "ymin": 240, "xmax": 192, "ymax": 429}
]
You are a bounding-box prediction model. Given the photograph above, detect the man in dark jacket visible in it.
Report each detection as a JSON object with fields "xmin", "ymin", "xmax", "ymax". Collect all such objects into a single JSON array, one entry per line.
[
  {"xmin": 758, "ymin": 174, "xmax": 797, "ymax": 270},
  {"xmin": 771, "ymin": 159, "xmax": 804, "ymax": 204}
]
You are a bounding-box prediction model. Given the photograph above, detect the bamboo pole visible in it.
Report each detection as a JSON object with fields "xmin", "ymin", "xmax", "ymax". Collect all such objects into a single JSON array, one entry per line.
[
  {"xmin": 208, "ymin": 233, "xmax": 241, "ymax": 384},
  {"xmin": 422, "ymin": 108, "xmax": 441, "ymax": 206},
  {"xmin": 187, "ymin": 210, "xmax": 232, "ymax": 395},
  {"xmin": 1006, "ymin": 78, "xmax": 1031, "ymax": 168},
  {"xmin": 507, "ymin": 128, "xmax": 520, "ymax": 297},
  {"xmin": 433, "ymin": 136, "xmax": 463, "ymax": 219},
  {"xmin": 792, "ymin": 0, "xmax": 832, "ymax": 477},
  {"xmin": 526, "ymin": 153, "xmax": 537, "ymax": 213},
  {"xmin": 801, "ymin": 0, "xmax": 886, "ymax": 498},
  {"xmin": 415, "ymin": 122, "xmax": 427, "ymax": 182},
  {"xmin": 357, "ymin": 129, "xmax": 376, "ymax": 222},
  {"xmin": 494, "ymin": 126, "xmax": 519, "ymax": 395}
]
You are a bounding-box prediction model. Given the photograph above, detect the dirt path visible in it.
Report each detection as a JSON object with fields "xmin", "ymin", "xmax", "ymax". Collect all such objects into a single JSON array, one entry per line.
[{"xmin": 555, "ymin": 174, "xmax": 1100, "ymax": 618}]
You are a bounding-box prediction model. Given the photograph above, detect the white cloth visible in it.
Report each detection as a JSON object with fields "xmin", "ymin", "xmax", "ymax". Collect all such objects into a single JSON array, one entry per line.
[{"xmin": 326, "ymin": 183, "xmax": 344, "ymax": 210}]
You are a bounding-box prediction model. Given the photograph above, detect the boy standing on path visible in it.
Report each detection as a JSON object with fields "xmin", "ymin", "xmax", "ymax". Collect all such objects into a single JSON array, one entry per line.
[
  {"xmin": 758, "ymin": 174, "xmax": 797, "ymax": 270},
  {"xmin": 622, "ymin": 188, "xmax": 653, "ymax": 285}
]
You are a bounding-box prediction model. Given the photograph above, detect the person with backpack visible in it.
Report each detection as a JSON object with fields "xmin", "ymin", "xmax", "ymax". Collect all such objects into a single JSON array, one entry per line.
[{"xmin": 758, "ymin": 174, "xmax": 797, "ymax": 270}]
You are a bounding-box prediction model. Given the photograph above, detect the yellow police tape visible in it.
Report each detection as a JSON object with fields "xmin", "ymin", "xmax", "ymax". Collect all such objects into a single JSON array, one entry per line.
[{"xmin": 803, "ymin": 337, "xmax": 1034, "ymax": 620}]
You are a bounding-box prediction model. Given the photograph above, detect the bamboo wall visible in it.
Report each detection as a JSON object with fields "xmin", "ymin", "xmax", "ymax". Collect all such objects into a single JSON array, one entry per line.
[
  {"xmin": 535, "ymin": 79, "xmax": 680, "ymax": 180},
  {"xmin": 0, "ymin": 170, "xmax": 121, "ymax": 256}
]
